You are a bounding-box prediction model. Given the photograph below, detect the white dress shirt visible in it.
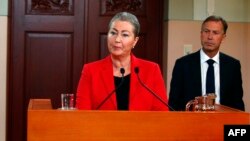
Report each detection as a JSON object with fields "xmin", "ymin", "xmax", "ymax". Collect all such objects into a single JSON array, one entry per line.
[{"xmin": 200, "ymin": 49, "xmax": 220, "ymax": 104}]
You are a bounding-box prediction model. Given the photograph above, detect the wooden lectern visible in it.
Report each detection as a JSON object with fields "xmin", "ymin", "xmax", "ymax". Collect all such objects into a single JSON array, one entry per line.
[{"xmin": 28, "ymin": 99, "xmax": 249, "ymax": 141}]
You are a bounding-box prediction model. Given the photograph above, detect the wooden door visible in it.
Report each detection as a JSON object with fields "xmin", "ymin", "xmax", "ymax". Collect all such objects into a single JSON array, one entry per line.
[{"xmin": 7, "ymin": 0, "xmax": 164, "ymax": 141}]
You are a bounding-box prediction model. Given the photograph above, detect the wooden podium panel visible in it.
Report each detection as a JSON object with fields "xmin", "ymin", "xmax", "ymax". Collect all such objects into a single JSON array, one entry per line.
[{"xmin": 27, "ymin": 99, "xmax": 250, "ymax": 141}]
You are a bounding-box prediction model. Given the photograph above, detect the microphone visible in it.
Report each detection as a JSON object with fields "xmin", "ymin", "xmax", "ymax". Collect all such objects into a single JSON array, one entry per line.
[
  {"xmin": 96, "ymin": 68, "xmax": 125, "ymax": 110},
  {"xmin": 134, "ymin": 67, "xmax": 175, "ymax": 111}
]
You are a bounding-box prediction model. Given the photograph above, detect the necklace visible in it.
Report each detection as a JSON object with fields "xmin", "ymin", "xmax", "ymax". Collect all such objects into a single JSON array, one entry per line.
[{"xmin": 112, "ymin": 60, "xmax": 131, "ymax": 76}]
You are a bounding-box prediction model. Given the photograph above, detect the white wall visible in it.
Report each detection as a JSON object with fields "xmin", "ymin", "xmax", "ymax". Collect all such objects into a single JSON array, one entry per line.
[
  {"xmin": 215, "ymin": 0, "xmax": 247, "ymax": 22},
  {"xmin": 248, "ymin": 0, "xmax": 250, "ymax": 22},
  {"xmin": 0, "ymin": 0, "xmax": 8, "ymax": 140},
  {"xmin": 0, "ymin": 16, "xmax": 7, "ymax": 141},
  {"xmin": 168, "ymin": 0, "xmax": 249, "ymax": 22},
  {"xmin": 168, "ymin": 0, "xmax": 194, "ymax": 20}
]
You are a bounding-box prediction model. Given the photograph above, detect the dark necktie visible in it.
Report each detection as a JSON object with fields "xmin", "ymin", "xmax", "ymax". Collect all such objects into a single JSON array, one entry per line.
[{"xmin": 206, "ymin": 59, "xmax": 215, "ymax": 93}]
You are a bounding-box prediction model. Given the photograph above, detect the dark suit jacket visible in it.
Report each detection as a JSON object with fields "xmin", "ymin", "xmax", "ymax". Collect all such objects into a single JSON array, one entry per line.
[
  {"xmin": 76, "ymin": 54, "xmax": 168, "ymax": 111},
  {"xmin": 168, "ymin": 50, "xmax": 245, "ymax": 111}
]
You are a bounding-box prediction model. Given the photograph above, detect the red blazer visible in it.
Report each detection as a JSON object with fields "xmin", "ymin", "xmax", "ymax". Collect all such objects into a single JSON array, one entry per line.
[{"xmin": 76, "ymin": 54, "xmax": 168, "ymax": 111}]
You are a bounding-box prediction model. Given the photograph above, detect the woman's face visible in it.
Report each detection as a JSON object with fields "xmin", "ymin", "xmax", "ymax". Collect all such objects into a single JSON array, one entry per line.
[{"xmin": 107, "ymin": 20, "xmax": 139, "ymax": 57}]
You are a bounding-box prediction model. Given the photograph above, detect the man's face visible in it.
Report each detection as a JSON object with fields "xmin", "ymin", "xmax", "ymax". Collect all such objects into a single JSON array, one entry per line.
[{"xmin": 200, "ymin": 21, "xmax": 226, "ymax": 57}]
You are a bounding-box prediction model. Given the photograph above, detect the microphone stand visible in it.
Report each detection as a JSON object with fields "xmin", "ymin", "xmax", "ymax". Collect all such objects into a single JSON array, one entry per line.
[
  {"xmin": 96, "ymin": 68, "xmax": 125, "ymax": 110},
  {"xmin": 134, "ymin": 67, "xmax": 175, "ymax": 111}
]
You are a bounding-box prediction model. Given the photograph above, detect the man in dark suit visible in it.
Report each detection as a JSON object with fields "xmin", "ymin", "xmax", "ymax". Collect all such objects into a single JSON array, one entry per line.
[{"xmin": 168, "ymin": 15, "xmax": 245, "ymax": 111}]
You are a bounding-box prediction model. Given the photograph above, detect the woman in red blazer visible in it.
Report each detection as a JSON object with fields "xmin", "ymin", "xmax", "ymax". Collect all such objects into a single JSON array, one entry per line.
[{"xmin": 76, "ymin": 12, "xmax": 168, "ymax": 111}]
